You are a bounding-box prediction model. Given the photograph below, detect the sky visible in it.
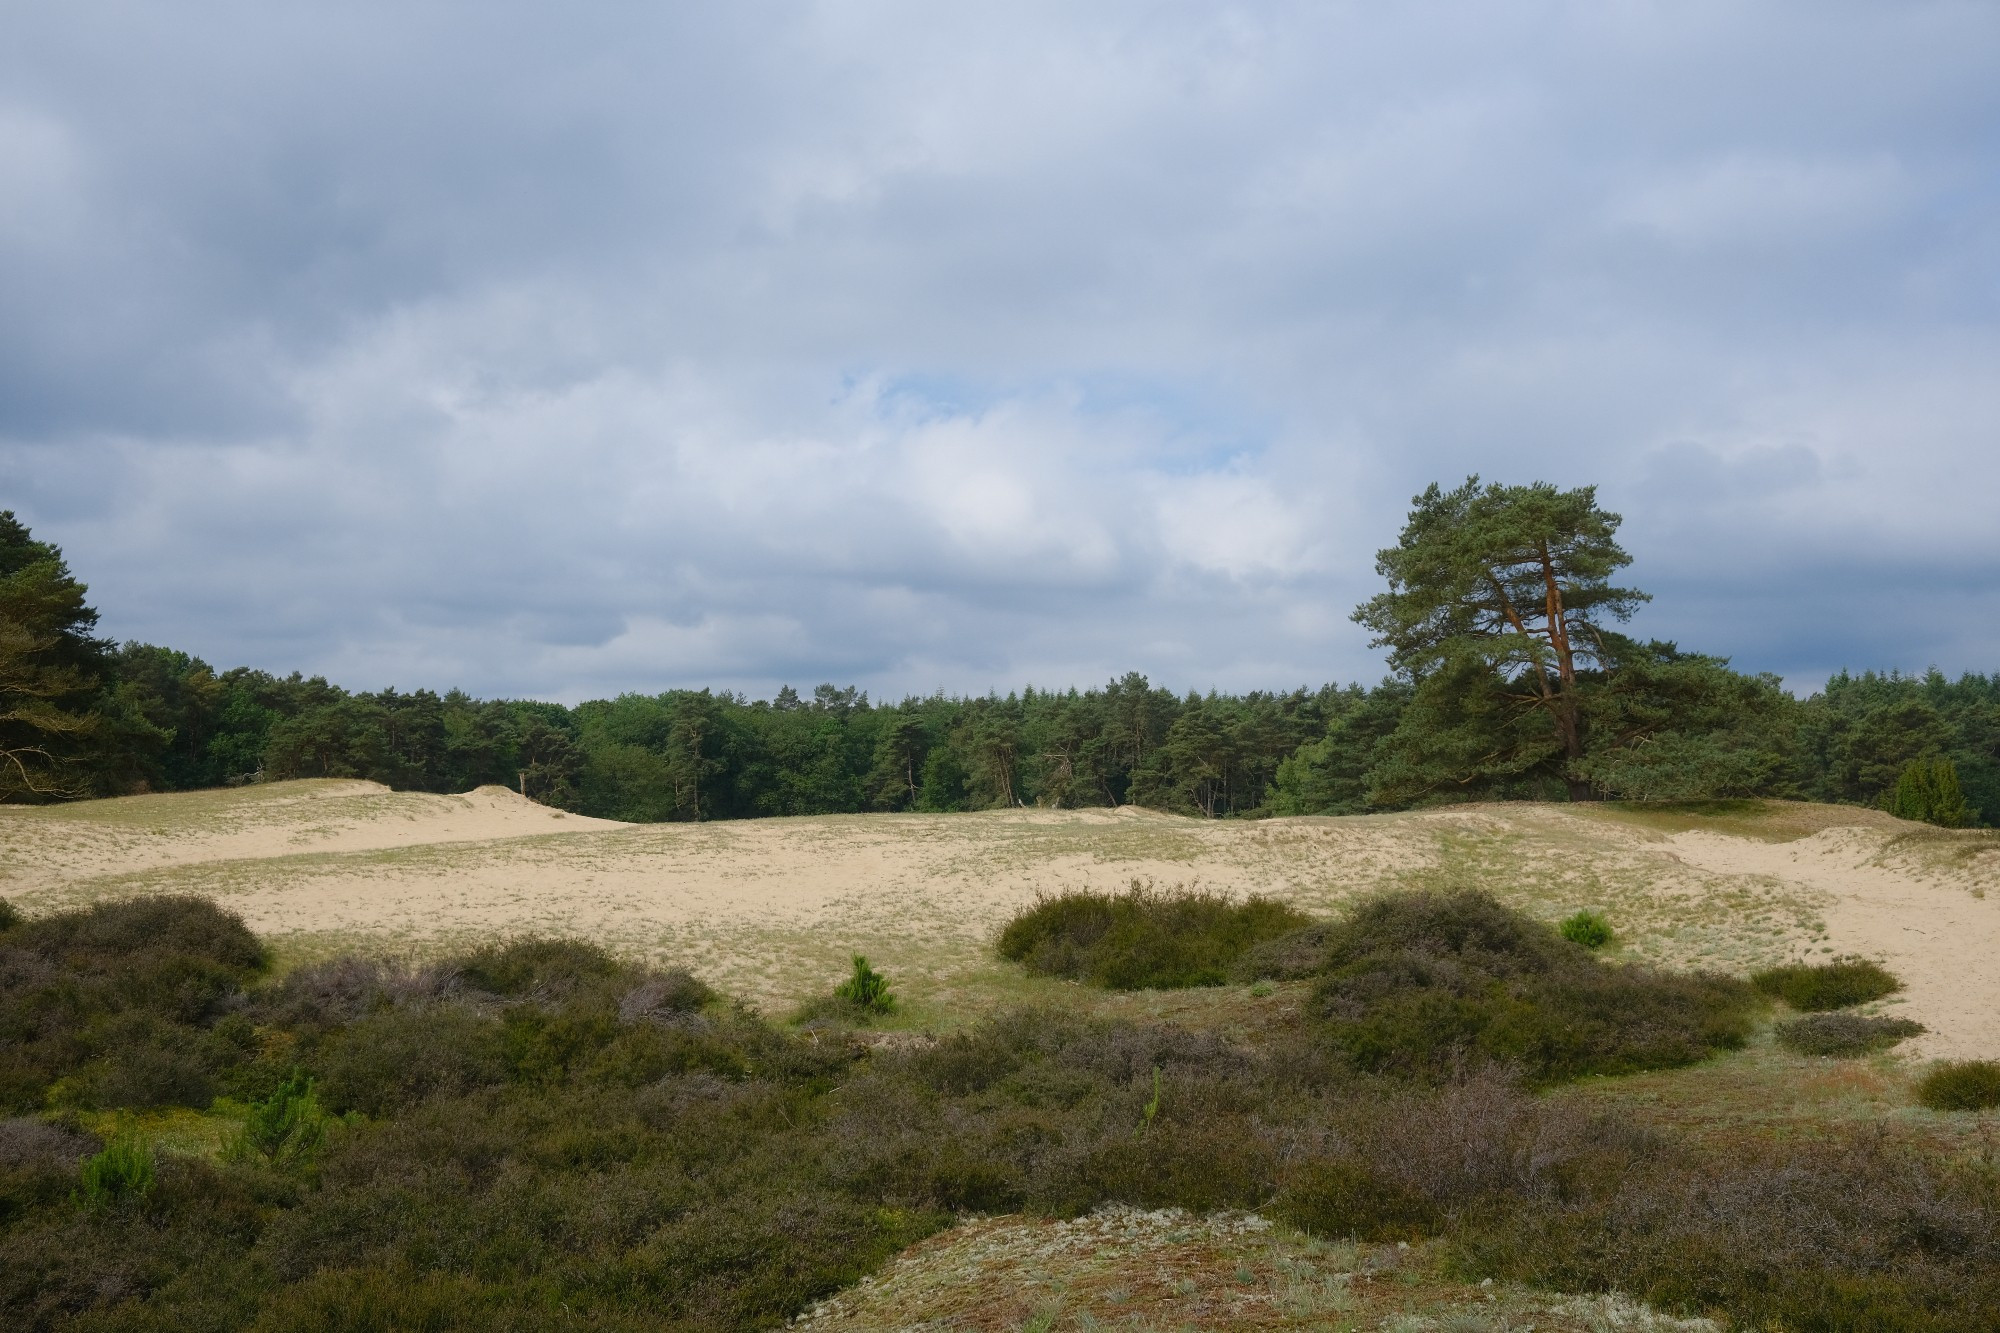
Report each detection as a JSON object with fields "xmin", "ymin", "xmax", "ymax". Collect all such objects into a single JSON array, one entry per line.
[{"xmin": 4, "ymin": 2, "xmax": 1997, "ymax": 704}]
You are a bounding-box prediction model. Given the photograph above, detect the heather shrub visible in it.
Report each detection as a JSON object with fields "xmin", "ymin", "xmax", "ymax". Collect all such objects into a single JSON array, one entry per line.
[
  {"xmin": 1309, "ymin": 889, "xmax": 1757, "ymax": 1084},
  {"xmin": 1775, "ymin": 1012, "xmax": 1924, "ymax": 1057},
  {"xmin": 313, "ymin": 1003, "xmax": 509, "ymax": 1116},
  {"xmin": 998, "ymin": 883, "xmax": 1316, "ymax": 989},
  {"xmin": 0, "ymin": 896, "xmax": 266, "ymax": 1114},
  {"xmin": 1752, "ymin": 956, "xmax": 1900, "ymax": 1011},
  {"xmin": 1233, "ymin": 922, "xmax": 1336, "ymax": 982},
  {"xmin": 456, "ymin": 937, "xmax": 622, "ymax": 999},
  {"xmin": 1916, "ymin": 1060, "xmax": 2000, "ymax": 1112},
  {"xmin": 1270, "ymin": 1157, "xmax": 1438, "ymax": 1240}
]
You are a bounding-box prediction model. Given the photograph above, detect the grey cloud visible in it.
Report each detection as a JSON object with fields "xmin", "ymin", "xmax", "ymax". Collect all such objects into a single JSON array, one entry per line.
[{"xmin": 4, "ymin": 2, "xmax": 1998, "ymax": 700}]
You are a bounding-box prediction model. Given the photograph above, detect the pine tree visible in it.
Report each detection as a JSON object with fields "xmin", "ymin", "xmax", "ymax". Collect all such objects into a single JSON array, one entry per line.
[{"xmin": 0, "ymin": 512, "xmax": 112, "ymax": 799}]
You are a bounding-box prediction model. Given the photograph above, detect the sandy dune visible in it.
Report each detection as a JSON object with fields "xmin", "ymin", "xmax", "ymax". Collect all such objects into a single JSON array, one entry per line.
[{"xmin": 3, "ymin": 781, "xmax": 1996, "ymax": 1056}]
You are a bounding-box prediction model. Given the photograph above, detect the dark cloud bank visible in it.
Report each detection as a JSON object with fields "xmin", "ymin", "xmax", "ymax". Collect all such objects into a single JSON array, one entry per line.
[{"xmin": 5, "ymin": 2, "xmax": 1997, "ymax": 702}]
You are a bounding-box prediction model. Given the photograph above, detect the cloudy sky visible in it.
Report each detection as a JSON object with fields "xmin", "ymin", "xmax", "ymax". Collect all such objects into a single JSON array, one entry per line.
[{"xmin": 4, "ymin": 3, "xmax": 1997, "ymax": 703}]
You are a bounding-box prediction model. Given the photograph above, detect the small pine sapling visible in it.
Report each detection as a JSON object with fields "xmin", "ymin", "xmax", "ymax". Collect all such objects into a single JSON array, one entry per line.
[
  {"xmin": 1560, "ymin": 909, "xmax": 1613, "ymax": 949},
  {"xmin": 834, "ymin": 955, "xmax": 896, "ymax": 1015},
  {"xmin": 75, "ymin": 1136, "xmax": 155, "ymax": 1211}
]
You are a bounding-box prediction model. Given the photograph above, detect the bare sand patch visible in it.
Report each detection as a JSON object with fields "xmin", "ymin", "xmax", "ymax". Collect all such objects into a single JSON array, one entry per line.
[{"xmin": 1662, "ymin": 825, "xmax": 2000, "ymax": 1060}]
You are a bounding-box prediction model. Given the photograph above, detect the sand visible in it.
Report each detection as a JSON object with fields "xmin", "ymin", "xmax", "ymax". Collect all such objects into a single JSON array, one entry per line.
[{"xmin": 3, "ymin": 780, "xmax": 1996, "ymax": 1057}]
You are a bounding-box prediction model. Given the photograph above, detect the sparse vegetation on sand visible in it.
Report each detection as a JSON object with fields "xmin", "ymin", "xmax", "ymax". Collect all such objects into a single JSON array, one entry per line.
[
  {"xmin": 996, "ymin": 882, "xmax": 1315, "ymax": 988},
  {"xmin": 1774, "ymin": 1011, "xmax": 1925, "ymax": 1058},
  {"xmin": 3, "ymin": 894, "xmax": 1999, "ymax": 1331},
  {"xmin": 1751, "ymin": 956, "xmax": 1902, "ymax": 1011}
]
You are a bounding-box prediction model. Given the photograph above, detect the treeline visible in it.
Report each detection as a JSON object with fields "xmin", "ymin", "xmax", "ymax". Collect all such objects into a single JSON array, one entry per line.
[
  {"xmin": 89, "ymin": 646, "xmax": 2000, "ymax": 826},
  {"xmin": 7, "ymin": 502, "xmax": 1997, "ymax": 824}
]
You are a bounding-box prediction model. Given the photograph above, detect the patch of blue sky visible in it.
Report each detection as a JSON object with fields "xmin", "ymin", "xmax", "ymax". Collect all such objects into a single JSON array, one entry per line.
[{"xmin": 867, "ymin": 368, "xmax": 1273, "ymax": 475}]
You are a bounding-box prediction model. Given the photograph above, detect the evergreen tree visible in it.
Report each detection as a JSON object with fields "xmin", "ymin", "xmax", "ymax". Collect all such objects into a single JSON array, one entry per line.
[
  {"xmin": 1354, "ymin": 478, "xmax": 1648, "ymax": 802},
  {"xmin": 0, "ymin": 513, "xmax": 112, "ymax": 799}
]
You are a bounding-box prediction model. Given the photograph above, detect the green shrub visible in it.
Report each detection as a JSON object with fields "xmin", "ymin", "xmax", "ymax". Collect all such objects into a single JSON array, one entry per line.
[
  {"xmin": 75, "ymin": 1135, "xmax": 155, "ymax": 1210},
  {"xmin": 1752, "ymin": 956, "xmax": 1900, "ymax": 1011},
  {"xmin": 1775, "ymin": 1012, "xmax": 1924, "ymax": 1057},
  {"xmin": 1916, "ymin": 1060, "xmax": 2000, "ymax": 1111},
  {"xmin": 1308, "ymin": 889, "xmax": 1757, "ymax": 1084},
  {"xmin": 1558, "ymin": 909, "xmax": 1613, "ymax": 949},
  {"xmin": 997, "ymin": 883, "xmax": 1316, "ymax": 989},
  {"xmin": 231, "ymin": 1071, "xmax": 330, "ymax": 1168},
  {"xmin": 0, "ymin": 898, "xmax": 17, "ymax": 932},
  {"xmin": 834, "ymin": 955, "xmax": 895, "ymax": 1014}
]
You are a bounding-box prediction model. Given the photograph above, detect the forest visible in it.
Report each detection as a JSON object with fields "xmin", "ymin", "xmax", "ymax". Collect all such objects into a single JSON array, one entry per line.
[{"xmin": 4, "ymin": 484, "xmax": 1996, "ymax": 827}]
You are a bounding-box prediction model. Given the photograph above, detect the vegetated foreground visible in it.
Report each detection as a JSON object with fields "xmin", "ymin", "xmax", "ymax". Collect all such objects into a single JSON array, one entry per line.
[
  {"xmin": 2, "ymin": 780, "xmax": 1996, "ymax": 1054},
  {"xmin": 5, "ymin": 892, "xmax": 2000, "ymax": 1333}
]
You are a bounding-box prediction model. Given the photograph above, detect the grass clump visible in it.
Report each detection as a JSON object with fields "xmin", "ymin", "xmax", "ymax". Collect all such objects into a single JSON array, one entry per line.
[
  {"xmin": 1774, "ymin": 1012, "xmax": 1924, "ymax": 1058},
  {"xmin": 1307, "ymin": 889, "xmax": 1758, "ymax": 1085},
  {"xmin": 997, "ymin": 882, "xmax": 1316, "ymax": 989},
  {"xmin": 1558, "ymin": 909, "xmax": 1613, "ymax": 949},
  {"xmin": 1915, "ymin": 1060, "xmax": 2000, "ymax": 1111},
  {"xmin": 1751, "ymin": 956, "xmax": 1900, "ymax": 1011}
]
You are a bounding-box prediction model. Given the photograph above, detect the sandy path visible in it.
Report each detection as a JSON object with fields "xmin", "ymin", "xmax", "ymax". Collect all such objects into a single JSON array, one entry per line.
[{"xmin": 1663, "ymin": 827, "xmax": 2000, "ymax": 1060}]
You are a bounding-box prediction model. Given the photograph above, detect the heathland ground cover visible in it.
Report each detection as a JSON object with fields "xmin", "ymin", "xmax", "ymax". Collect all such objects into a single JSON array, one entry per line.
[
  {"xmin": 6, "ymin": 887, "xmax": 2000, "ymax": 1332},
  {"xmin": 1, "ymin": 716, "xmax": 1997, "ymax": 1327}
]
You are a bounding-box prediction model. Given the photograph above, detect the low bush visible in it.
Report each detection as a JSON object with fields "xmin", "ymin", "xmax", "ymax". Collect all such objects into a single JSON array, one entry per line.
[
  {"xmin": 1752, "ymin": 956, "xmax": 1900, "ymax": 1011},
  {"xmin": 997, "ymin": 883, "xmax": 1316, "ymax": 989},
  {"xmin": 1558, "ymin": 909, "xmax": 1612, "ymax": 949},
  {"xmin": 1916, "ymin": 1060, "xmax": 2000, "ymax": 1112},
  {"xmin": 1774, "ymin": 1012, "xmax": 1924, "ymax": 1057},
  {"xmin": 1308, "ymin": 889, "xmax": 1757, "ymax": 1084},
  {"xmin": 0, "ymin": 896, "xmax": 268, "ymax": 1114},
  {"xmin": 833, "ymin": 955, "xmax": 895, "ymax": 1014}
]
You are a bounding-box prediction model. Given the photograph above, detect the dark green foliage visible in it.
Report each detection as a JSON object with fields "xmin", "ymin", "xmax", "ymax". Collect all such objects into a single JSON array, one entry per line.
[
  {"xmin": 1885, "ymin": 756, "xmax": 1974, "ymax": 827},
  {"xmin": 1751, "ymin": 956, "xmax": 1900, "ymax": 1011},
  {"xmin": 1774, "ymin": 1012, "xmax": 1925, "ymax": 1057},
  {"xmin": 0, "ymin": 897, "xmax": 267, "ymax": 1114},
  {"xmin": 1307, "ymin": 890, "xmax": 1757, "ymax": 1084},
  {"xmin": 832, "ymin": 955, "xmax": 895, "ymax": 1014},
  {"xmin": 75, "ymin": 1136, "xmax": 155, "ymax": 1210},
  {"xmin": 1915, "ymin": 1060, "xmax": 2000, "ymax": 1111},
  {"xmin": 230, "ymin": 1072, "xmax": 328, "ymax": 1169},
  {"xmin": 997, "ymin": 884, "xmax": 1317, "ymax": 989},
  {"xmin": 0, "ymin": 899, "xmax": 17, "ymax": 932},
  {"xmin": 0, "ymin": 512, "xmax": 112, "ymax": 801},
  {"xmin": 1558, "ymin": 909, "xmax": 1612, "ymax": 949}
]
